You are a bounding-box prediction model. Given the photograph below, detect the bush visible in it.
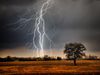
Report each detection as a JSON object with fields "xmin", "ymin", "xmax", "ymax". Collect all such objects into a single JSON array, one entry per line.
[{"xmin": 57, "ymin": 57, "xmax": 62, "ymax": 60}]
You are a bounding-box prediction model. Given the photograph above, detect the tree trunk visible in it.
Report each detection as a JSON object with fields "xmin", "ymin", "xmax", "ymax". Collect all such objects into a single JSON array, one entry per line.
[{"xmin": 73, "ymin": 59, "xmax": 77, "ymax": 66}]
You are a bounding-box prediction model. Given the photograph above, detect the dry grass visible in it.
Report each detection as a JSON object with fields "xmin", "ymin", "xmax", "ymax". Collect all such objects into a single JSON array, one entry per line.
[{"xmin": 0, "ymin": 60, "xmax": 100, "ymax": 75}]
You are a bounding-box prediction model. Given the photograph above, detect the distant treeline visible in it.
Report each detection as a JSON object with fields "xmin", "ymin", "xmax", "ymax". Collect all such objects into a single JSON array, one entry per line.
[
  {"xmin": 0, "ymin": 55, "xmax": 62, "ymax": 62},
  {"xmin": 0, "ymin": 55, "xmax": 99, "ymax": 62}
]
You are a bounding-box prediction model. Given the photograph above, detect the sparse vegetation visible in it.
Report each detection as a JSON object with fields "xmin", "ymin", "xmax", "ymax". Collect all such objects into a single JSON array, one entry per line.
[{"xmin": 0, "ymin": 55, "xmax": 59, "ymax": 62}]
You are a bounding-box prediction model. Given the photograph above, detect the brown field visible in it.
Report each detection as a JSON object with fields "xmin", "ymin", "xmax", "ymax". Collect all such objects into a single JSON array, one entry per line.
[{"xmin": 0, "ymin": 60, "xmax": 100, "ymax": 75}]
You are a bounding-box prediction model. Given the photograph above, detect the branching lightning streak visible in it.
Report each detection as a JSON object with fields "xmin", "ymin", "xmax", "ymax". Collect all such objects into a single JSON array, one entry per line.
[
  {"xmin": 4, "ymin": 0, "xmax": 54, "ymax": 57},
  {"xmin": 33, "ymin": 0, "xmax": 53, "ymax": 57}
]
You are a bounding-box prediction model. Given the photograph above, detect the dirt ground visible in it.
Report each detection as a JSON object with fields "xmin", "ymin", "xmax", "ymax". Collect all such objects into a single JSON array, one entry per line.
[{"xmin": 0, "ymin": 60, "xmax": 100, "ymax": 75}]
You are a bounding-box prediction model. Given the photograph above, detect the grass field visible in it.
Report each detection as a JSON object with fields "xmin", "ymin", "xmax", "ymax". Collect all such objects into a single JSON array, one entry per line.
[{"xmin": 0, "ymin": 60, "xmax": 100, "ymax": 75}]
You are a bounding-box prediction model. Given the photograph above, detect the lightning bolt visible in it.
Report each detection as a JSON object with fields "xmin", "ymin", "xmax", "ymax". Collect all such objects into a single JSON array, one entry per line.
[
  {"xmin": 33, "ymin": 0, "xmax": 53, "ymax": 57},
  {"xmin": 4, "ymin": 0, "xmax": 54, "ymax": 57}
]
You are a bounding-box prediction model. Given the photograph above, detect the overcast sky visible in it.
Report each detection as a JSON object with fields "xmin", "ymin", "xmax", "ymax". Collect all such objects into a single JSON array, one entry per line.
[{"xmin": 0, "ymin": 0, "xmax": 100, "ymax": 57}]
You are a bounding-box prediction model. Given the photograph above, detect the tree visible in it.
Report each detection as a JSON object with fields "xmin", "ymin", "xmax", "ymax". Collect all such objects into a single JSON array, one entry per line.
[
  {"xmin": 57, "ymin": 57, "xmax": 62, "ymax": 60},
  {"xmin": 43, "ymin": 55, "xmax": 50, "ymax": 61},
  {"xmin": 64, "ymin": 43, "xmax": 86, "ymax": 66},
  {"xmin": 6, "ymin": 56, "xmax": 14, "ymax": 61}
]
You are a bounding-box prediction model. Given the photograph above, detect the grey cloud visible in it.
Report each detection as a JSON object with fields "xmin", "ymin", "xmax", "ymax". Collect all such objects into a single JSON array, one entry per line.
[
  {"xmin": 0, "ymin": 0, "xmax": 37, "ymax": 6},
  {"xmin": 0, "ymin": 0, "xmax": 100, "ymax": 52}
]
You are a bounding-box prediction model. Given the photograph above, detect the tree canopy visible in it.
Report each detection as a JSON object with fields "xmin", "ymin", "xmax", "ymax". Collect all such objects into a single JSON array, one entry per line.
[{"xmin": 64, "ymin": 43, "xmax": 86, "ymax": 59}]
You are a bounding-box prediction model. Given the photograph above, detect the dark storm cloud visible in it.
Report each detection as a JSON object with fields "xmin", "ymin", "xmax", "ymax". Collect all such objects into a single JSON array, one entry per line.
[
  {"xmin": 0, "ymin": 0, "xmax": 38, "ymax": 49},
  {"xmin": 0, "ymin": 0, "xmax": 37, "ymax": 6},
  {"xmin": 0, "ymin": 0, "xmax": 100, "ymax": 53},
  {"xmin": 45, "ymin": 0, "xmax": 100, "ymax": 51}
]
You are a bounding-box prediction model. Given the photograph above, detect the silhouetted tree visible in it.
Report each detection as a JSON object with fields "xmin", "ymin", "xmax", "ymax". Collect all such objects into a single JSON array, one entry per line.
[
  {"xmin": 64, "ymin": 43, "xmax": 86, "ymax": 65},
  {"xmin": 6, "ymin": 56, "xmax": 14, "ymax": 61},
  {"xmin": 57, "ymin": 57, "xmax": 62, "ymax": 60},
  {"xmin": 43, "ymin": 55, "xmax": 50, "ymax": 61}
]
